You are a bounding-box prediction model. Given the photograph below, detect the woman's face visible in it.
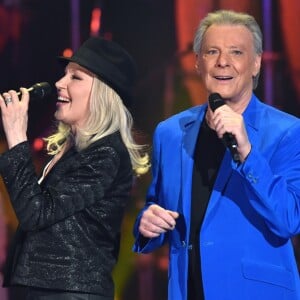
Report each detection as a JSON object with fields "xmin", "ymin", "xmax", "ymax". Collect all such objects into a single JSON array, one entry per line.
[{"xmin": 55, "ymin": 62, "xmax": 94, "ymax": 132}]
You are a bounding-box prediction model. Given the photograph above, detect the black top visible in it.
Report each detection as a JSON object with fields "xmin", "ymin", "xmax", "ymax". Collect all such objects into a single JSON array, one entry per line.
[
  {"xmin": 188, "ymin": 118, "xmax": 226, "ymax": 300},
  {"xmin": 0, "ymin": 132, "xmax": 132, "ymax": 299}
]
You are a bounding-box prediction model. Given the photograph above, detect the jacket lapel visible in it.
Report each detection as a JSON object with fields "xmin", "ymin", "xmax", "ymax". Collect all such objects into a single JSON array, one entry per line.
[
  {"xmin": 178, "ymin": 106, "xmax": 207, "ymax": 236},
  {"xmin": 202, "ymin": 95, "xmax": 260, "ymax": 227}
]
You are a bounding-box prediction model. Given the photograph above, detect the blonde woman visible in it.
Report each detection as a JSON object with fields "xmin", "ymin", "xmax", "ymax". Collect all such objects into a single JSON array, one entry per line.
[{"xmin": 0, "ymin": 37, "xmax": 149, "ymax": 300}]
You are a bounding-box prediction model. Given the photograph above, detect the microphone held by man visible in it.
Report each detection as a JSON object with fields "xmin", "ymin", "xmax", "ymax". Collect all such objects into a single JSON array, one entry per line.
[{"xmin": 208, "ymin": 92, "xmax": 240, "ymax": 163}]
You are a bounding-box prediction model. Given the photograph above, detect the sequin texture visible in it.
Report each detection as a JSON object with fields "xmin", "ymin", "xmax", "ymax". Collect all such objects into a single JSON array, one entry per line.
[{"xmin": 0, "ymin": 131, "xmax": 133, "ymax": 297}]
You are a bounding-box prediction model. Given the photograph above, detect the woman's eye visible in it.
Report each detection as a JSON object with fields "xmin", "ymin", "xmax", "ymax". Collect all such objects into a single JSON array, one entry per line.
[{"xmin": 71, "ymin": 74, "xmax": 81, "ymax": 80}]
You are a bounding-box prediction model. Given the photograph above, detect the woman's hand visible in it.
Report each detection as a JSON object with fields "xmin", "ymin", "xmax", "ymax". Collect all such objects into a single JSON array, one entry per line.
[{"xmin": 0, "ymin": 88, "xmax": 29, "ymax": 149}]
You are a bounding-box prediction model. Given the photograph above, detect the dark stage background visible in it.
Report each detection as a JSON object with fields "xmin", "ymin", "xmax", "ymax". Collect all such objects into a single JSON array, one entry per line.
[{"xmin": 0, "ymin": 1, "xmax": 299, "ymax": 300}]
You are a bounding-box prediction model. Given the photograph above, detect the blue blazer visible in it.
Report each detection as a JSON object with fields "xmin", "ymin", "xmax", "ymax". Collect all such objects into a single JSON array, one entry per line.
[{"xmin": 133, "ymin": 94, "xmax": 300, "ymax": 300}]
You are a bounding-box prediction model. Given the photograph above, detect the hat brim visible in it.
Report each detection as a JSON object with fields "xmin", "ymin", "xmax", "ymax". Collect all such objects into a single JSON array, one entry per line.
[{"xmin": 57, "ymin": 55, "xmax": 132, "ymax": 107}]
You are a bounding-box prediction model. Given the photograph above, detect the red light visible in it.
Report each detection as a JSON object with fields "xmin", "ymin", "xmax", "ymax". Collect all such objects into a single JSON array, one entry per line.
[
  {"xmin": 90, "ymin": 8, "xmax": 102, "ymax": 35},
  {"xmin": 62, "ymin": 48, "xmax": 73, "ymax": 58},
  {"xmin": 33, "ymin": 138, "xmax": 44, "ymax": 151}
]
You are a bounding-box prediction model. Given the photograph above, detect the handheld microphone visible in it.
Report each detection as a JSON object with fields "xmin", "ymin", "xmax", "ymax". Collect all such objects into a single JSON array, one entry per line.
[
  {"xmin": 208, "ymin": 93, "xmax": 240, "ymax": 163},
  {"xmin": 16, "ymin": 82, "xmax": 52, "ymax": 99}
]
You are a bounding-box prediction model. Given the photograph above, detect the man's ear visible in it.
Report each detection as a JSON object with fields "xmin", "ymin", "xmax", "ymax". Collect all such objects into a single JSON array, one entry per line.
[
  {"xmin": 253, "ymin": 53, "xmax": 262, "ymax": 77},
  {"xmin": 195, "ymin": 54, "xmax": 201, "ymax": 74}
]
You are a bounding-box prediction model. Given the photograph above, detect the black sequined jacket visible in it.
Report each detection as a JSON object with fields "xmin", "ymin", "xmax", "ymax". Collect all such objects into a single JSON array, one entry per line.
[{"xmin": 0, "ymin": 131, "xmax": 133, "ymax": 298}]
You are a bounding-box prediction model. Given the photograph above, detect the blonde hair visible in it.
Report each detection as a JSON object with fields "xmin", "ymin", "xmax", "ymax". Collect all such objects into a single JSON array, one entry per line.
[{"xmin": 44, "ymin": 77, "xmax": 150, "ymax": 176}]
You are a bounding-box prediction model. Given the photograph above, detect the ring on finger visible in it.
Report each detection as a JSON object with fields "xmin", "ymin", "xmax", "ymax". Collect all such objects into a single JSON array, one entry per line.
[{"xmin": 4, "ymin": 97, "xmax": 12, "ymax": 105}]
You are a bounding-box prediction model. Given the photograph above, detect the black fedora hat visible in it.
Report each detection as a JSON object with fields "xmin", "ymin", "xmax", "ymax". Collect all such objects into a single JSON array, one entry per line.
[{"xmin": 58, "ymin": 37, "xmax": 137, "ymax": 107}]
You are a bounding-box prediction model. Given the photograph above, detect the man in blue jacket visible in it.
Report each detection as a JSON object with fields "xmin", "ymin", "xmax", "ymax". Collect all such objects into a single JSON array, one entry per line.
[{"xmin": 133, "ymin": 9, "xmax": 300, "ymax": 300}]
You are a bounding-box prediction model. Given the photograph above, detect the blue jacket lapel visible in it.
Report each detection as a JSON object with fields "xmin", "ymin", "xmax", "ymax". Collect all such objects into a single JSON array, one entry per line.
[
  {"xmin": 178, "ymin": 105, "xmax": 206, "ymax": 237},
  {"xmin": 202, "ymin": 95, "xmax": 260, "ymax": 227}
]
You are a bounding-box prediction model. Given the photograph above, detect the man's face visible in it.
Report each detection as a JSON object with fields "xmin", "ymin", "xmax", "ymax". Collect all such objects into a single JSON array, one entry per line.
[{"xmin": 196, "ymin": 24, "xmax": 261, "ymax": 105}]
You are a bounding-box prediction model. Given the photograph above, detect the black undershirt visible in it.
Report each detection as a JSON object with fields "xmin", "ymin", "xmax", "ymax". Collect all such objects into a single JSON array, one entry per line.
[{"xmin": 187, "ymin": 118, "xmax": 226, "ymax": 300}]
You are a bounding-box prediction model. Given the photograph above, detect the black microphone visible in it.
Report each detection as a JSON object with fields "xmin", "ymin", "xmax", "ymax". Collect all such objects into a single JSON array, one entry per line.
[
  {"xmin": 16, "ymin": 82, "xmax": 52, "ymax": 99},
  {"xmin": 208, "ymin": 93, "xmax": 240, "ymax": 163}
]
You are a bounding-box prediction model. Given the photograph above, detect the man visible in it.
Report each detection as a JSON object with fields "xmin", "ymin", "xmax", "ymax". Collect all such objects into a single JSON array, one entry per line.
[{"xmin": 133, "ymin": 10, "xmax": 300, "ymax": 300}]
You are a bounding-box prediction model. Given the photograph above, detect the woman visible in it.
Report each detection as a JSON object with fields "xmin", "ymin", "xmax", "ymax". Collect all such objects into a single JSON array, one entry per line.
[{"xmin": 0, "ymin": 37, "xmax": 149, "ymax": 300}]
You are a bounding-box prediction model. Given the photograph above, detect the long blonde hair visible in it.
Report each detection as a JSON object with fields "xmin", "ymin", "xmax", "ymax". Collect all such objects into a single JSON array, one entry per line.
[{"xmin": 44, "ymin": 77, "xmax": 150, "ymax": 176}]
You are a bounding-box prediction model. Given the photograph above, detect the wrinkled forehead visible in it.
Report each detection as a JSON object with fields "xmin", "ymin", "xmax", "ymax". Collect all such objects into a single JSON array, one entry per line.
[{"xmin": 202, "ymin": 24, "xmax": 255, "ymax": 49}]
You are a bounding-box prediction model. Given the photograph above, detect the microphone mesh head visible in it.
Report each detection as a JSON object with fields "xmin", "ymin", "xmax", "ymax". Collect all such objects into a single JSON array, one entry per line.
[
  {"xmin": 208, "ymin": 93, "xmax": 225, "ymax": 112},
  {"xmin": 31, "ymin": 82, "xmax": 52, "ymax": 99}
]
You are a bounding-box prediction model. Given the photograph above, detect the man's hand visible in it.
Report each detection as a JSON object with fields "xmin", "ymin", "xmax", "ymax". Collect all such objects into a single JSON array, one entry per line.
[{"xmin": 139, "ymin": 204, "xmax": 179, "ymax": 238}]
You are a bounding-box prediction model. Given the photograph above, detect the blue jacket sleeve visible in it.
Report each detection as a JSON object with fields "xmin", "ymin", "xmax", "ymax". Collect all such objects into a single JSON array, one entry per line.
[
  {"xmin": 133, "ymin": 126, "xmax": 168, "ymax": 253},
  {"xmin": 235, "ymin": 121, "xmax": 300, "ymax": 238}
]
